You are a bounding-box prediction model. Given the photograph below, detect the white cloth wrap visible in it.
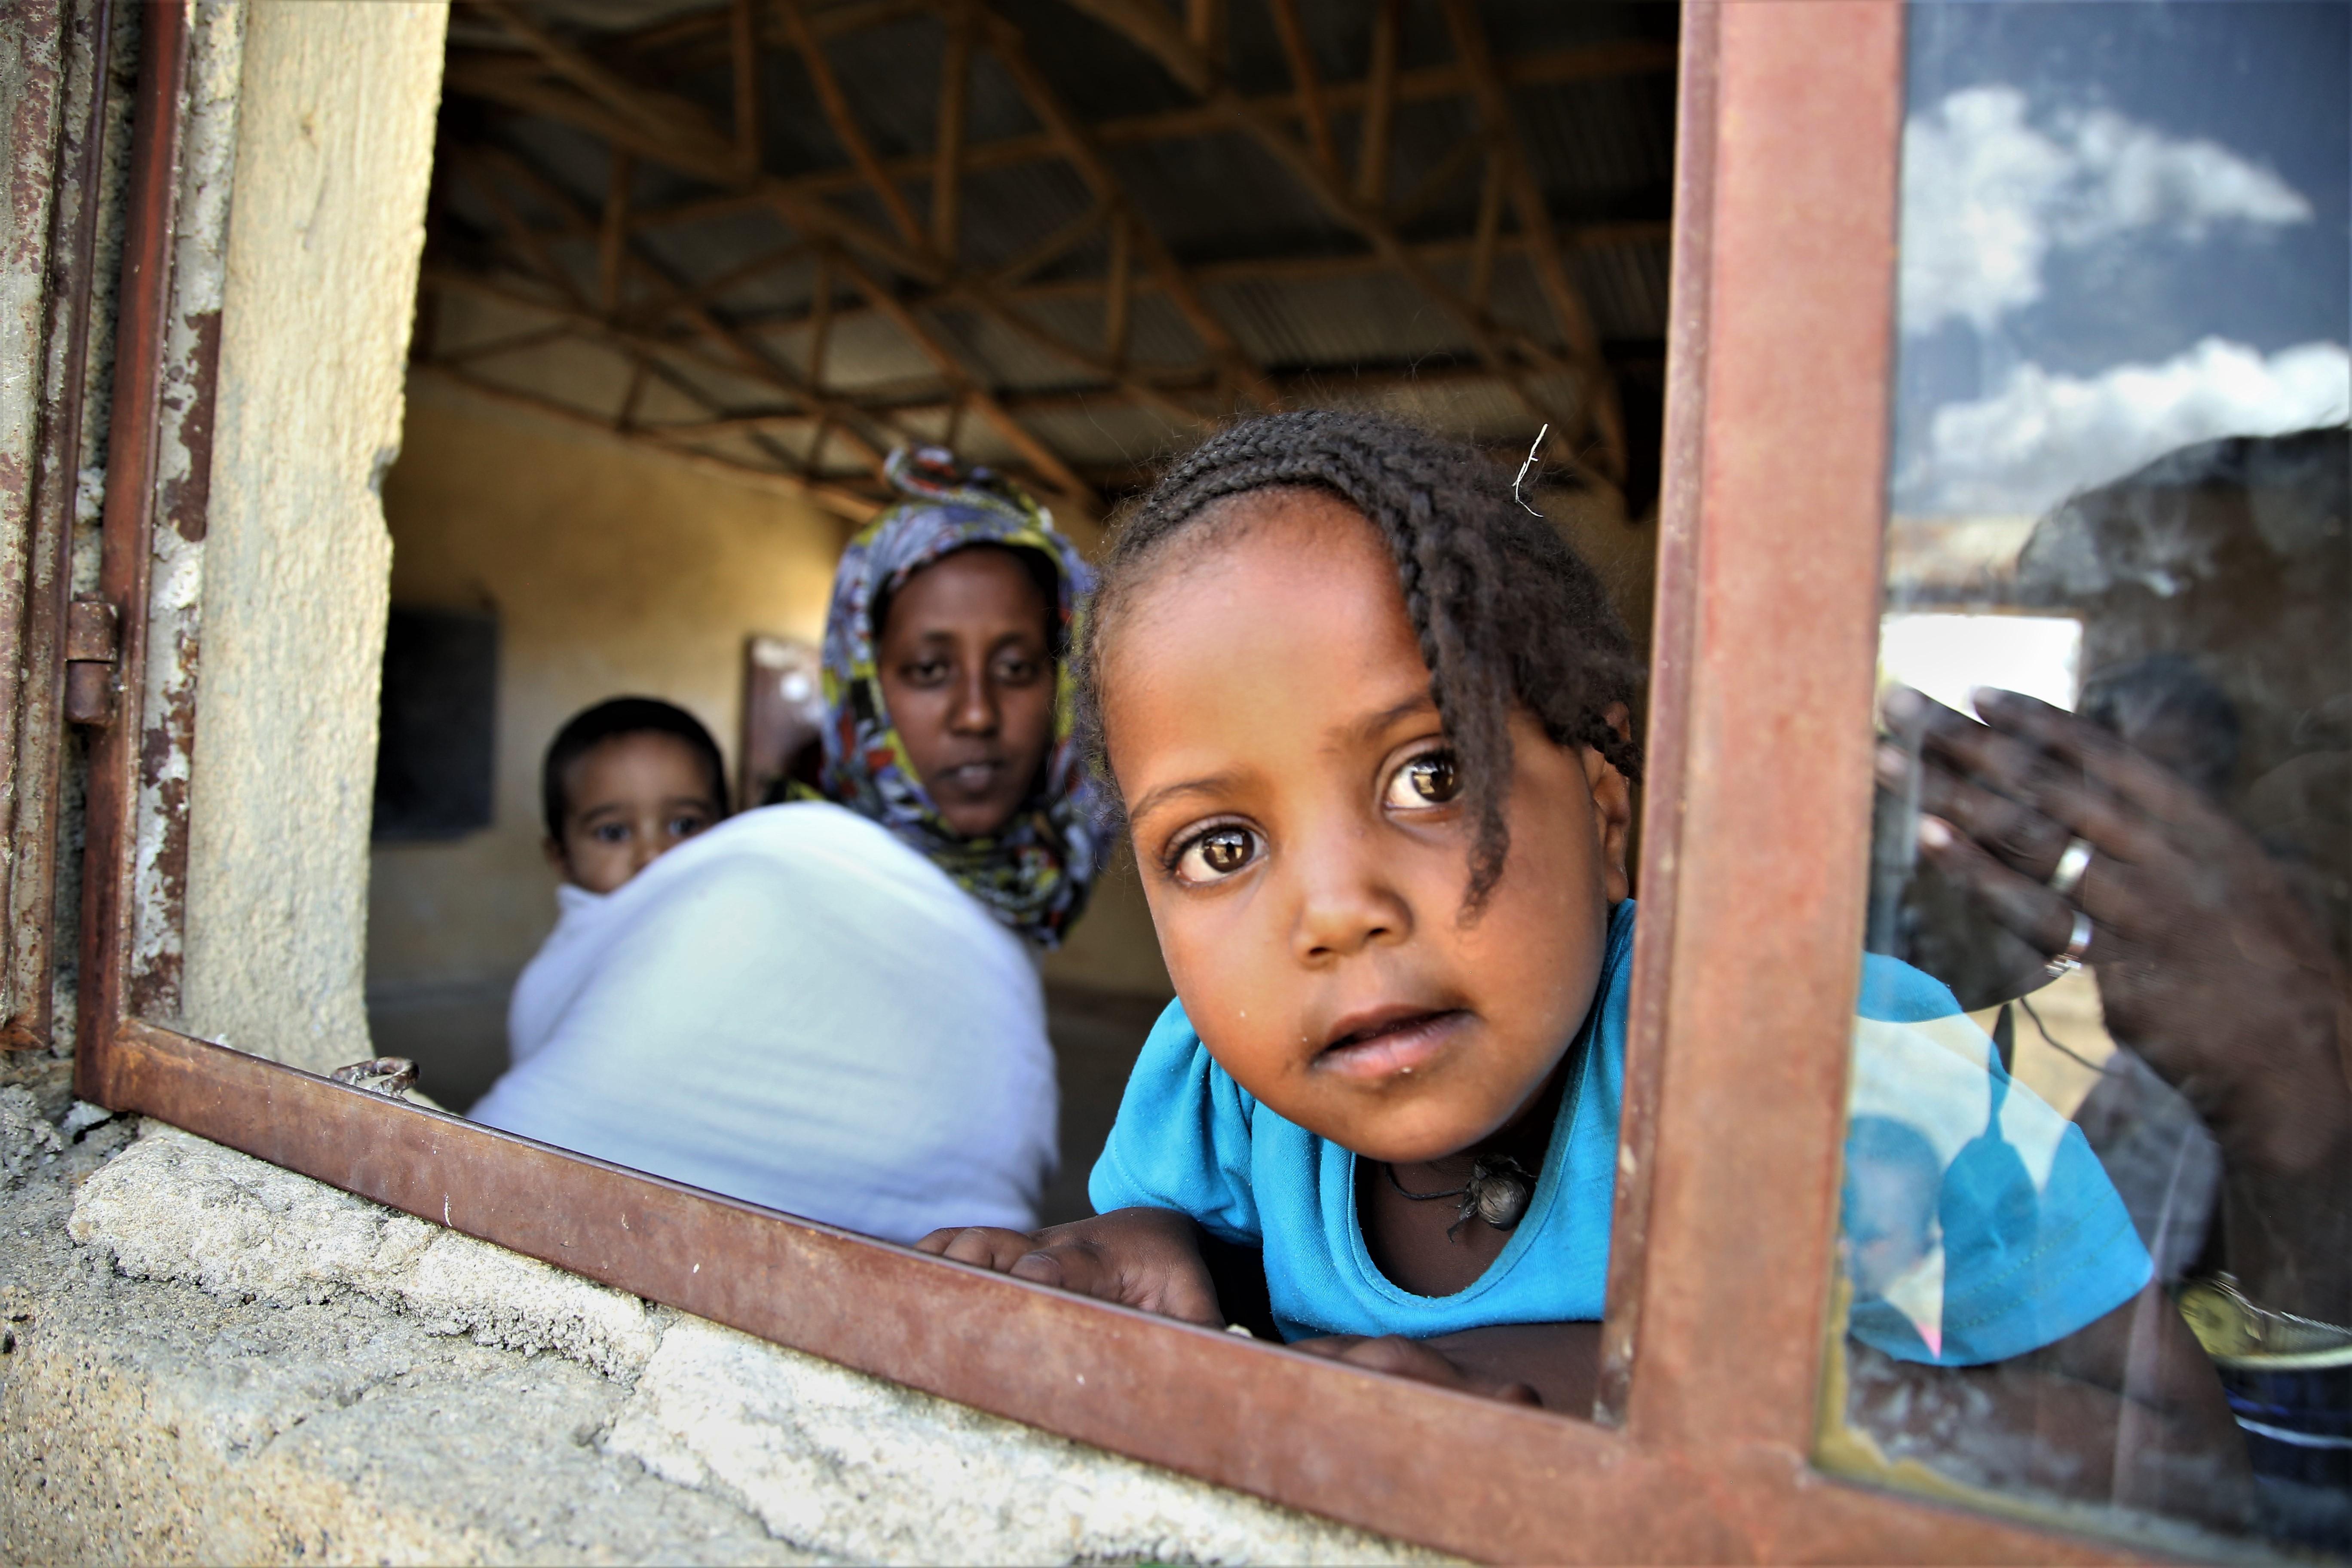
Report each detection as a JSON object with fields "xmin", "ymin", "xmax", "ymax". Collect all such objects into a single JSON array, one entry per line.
[{"xmin": 472, "ymin": 802, "xmax": 1058, "ymax": 1243}]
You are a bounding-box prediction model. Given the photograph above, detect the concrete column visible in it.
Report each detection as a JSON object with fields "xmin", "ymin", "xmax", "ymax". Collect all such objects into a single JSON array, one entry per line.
[{"xmin": 183, "ymin": 1, "xmax": 447, "ymax": 1071}]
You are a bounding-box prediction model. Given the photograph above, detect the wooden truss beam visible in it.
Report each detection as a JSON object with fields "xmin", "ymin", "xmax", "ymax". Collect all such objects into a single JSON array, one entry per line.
[
  {"xmin": 1266, "ymin": 0, "xmax": 1337, "ymax": 176},
  {"xmin": 1439, "ymin": 0, "xmax": 1627, "ymax": 481},
  {"xmin": 776, "ymin": 0, "xmax": 928, "ymax": 248},
  {"xmin": 452, "ymin": 4, "xmax": 1256, "ymax": 503},
  {"xmin": 441, "ymin": 147, "xmax": 904, "ymax": 471},
  {"xmin": 1056, "ymin": 0, "xmax": 1213, "ymax": 93},
  {"xmin": 1038, "ymin": 0, "xmax": 1629, "ymax": 488},
  {"xmin": 931, "ymin": 1, "xmax": 975, "ymax": 258},
  {"xmin": 830, "ymin": 251, "xmax": 1094, "ymax": 508},
  {"xmin": 644, "ymin": 355, "xmax": 1650, "ymax": 427},
  {"xmin": 601, "ymin": 38, "xmax": 1675, "ymax": 235},
  {"xmin": 729, "ymin": 0, "xmax": 761, "ymax": 175},
  {"xmin": 601, "ymin": 0, "xmax": 934, "ymax": 59},
  {"xmin": 975, "ymin": 5, "xmax": 1274, "ymax": 408},
  {"xmin": 434, "ymin": 1, "xmax": 1670, "ymax": 507},
  {"xmin": 422, "ymin": 262, "xmax": 914, "ymax": 493},
  {"xmin": 416, "ymin": 361, "xmax": 882, "ymax": 520},
  {"xmin": 1354, "ymin": 0, "xmax": 1401, "ymax": 205},
  {"xmin": 442, "ymin": 49, "xmax": 940, "ymax": 282}
]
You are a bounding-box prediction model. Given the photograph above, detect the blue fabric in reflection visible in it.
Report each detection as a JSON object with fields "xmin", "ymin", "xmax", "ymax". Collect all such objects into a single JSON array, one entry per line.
[{"xmin": 1089, "ymin": 900, "xmax": 2151, "ymax": 1361}]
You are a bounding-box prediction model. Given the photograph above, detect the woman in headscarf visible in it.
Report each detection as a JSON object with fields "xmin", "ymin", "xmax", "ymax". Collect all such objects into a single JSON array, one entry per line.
[{"xmin": 472, "ymin": 449, "xmax": 1099, "ymax": 1242}]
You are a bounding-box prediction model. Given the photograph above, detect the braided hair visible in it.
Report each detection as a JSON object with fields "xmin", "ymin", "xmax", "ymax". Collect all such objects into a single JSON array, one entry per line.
[{"xmin": 1076, "ymin": 410, "xmax": 1644, "ymax": 908}]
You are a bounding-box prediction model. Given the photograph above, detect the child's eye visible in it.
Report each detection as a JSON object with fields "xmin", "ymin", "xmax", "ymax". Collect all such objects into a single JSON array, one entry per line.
[
  {"xmin": 591, "ymin": 822, "xmax": 630, "ymax": 845},
  {"xmin": 1172, "ymin": 825, "xmax": 1260, "ymax": 883},
  {"xmin": 1383, "ymin": 749, "xmax": 1461, "ymax": 810},
  {"xmin": 668, "ymin": 815, "xmax": 709, "ymax": 838}
]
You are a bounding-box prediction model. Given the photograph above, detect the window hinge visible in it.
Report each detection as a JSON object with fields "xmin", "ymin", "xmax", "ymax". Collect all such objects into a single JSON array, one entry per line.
[{"xmin": 63, "ymin": 594, "xmax": 120, "ymax": 727}]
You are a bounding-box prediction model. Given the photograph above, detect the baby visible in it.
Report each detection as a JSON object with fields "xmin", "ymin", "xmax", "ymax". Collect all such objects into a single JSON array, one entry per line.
[
  {"xmin": 540, "ymin": 697, "xmax": 729, "ymax": 894},
  {"xmin": 919, "ymin": 413, "xmax": 2239, "ymax": 1500},
  {"xmin": 507, "ymin": 697, "xmax": 729, "ymax": 1069}
]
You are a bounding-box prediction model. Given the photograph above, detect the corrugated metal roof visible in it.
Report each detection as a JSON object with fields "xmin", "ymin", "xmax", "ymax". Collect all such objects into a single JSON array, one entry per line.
[{"xmin": 432, "ymin": 0, "xmax": 1680, "ymax": 503}]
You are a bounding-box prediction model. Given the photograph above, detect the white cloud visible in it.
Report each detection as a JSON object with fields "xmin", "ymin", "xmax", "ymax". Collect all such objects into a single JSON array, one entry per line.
[
  {"xmin": 1900, "ymin": 86, "xmax": 2312, "ymax": 335},
  {"xmin": 1907, "ymin": 337, "xmax": 2350, "ymax": 515}
]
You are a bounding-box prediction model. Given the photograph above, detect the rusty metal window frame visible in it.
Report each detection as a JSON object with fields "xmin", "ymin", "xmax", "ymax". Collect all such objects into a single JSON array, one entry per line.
[{"xmin": 69, "ymin": 5, "xmax": 2145, "ymax": 1560}]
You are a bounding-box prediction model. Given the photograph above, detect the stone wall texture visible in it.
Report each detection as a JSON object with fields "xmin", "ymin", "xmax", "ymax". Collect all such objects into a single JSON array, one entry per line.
[{"xmin": 0, "ymin": 1091, "xmax": 1441, "ymax": 1565}]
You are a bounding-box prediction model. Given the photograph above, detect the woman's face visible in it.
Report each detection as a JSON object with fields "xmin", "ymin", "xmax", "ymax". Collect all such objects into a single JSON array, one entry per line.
[{"xmin": 876, "ymin": 545, "xmax": 1057, "ymax": 838}]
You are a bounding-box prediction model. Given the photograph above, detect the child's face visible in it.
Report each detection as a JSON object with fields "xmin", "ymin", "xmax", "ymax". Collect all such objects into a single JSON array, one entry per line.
[
  {"xmin": 1103, "ymin": 491, "xmax": 1633, "ymax": 1164},
  {"xmin": 550, "ymin": 731, "xmax": 723, "ymax": 894}
]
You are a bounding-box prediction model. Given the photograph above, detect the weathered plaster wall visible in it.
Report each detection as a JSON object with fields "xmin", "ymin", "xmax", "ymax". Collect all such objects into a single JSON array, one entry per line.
[
  {"xmin": 0, "ymin": 1088, "xmax": 1441, "ymax": 1566},
  {"xmin": 181, "ymin": 1, "xmax": 446, "ymax": 1072}
]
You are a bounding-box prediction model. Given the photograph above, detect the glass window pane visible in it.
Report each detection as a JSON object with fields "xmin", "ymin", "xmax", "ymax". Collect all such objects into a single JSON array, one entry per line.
[{"xmin": 1819, "ymin": 3, "xmax": 2350, "ymax": 1554}]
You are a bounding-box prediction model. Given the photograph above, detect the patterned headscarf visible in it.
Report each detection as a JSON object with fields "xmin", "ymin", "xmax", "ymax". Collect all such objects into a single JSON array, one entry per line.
[{"xmin": 812, "ymin": 447, "xmax": 1101, "ymax": 947}]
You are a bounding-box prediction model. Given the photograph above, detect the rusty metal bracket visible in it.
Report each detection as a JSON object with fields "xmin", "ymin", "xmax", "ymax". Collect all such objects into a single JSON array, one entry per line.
[{"xmin": 61, "ymin": 594, "xmax": 119, "ymax": 726}]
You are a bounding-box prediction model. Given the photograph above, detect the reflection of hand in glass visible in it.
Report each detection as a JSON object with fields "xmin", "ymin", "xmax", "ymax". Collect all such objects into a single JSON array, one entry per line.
[{"xmin": 1877, "ymin": 683, "xmax": 2352, "ymax": 1323}]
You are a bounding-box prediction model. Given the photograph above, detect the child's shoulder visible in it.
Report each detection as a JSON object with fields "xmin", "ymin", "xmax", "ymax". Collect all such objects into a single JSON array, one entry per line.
[
  {"xmin": 1132, "ymin": 998, "xmax": 1262, "ymax": 1118},
  {"xmin": 1090, "ymin": 995, "xmax": 1274, "ymax": 1243}
]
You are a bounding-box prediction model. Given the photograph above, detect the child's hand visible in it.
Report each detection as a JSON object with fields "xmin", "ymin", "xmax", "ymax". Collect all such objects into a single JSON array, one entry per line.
[
  {"xmin": 914, "ymin": 1207, "xmax": 1222, "ymax": 1326},
  {"xmin": 1289, "ymin": 1333, "xmax": 1543, "ymax": 1406}
]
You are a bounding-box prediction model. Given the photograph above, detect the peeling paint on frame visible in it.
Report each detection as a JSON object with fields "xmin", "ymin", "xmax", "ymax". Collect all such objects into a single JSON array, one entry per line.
[
  {"xmin": 0, "ymin": 0, "xmax": 116, "ymax": 1050},
  {"xmin": 126, "ymin": 0, "xmax": 242, "ymax": 1024}
]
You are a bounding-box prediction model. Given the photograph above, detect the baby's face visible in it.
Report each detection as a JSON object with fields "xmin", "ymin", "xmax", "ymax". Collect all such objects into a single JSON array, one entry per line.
[
  {"xmin": 553, "ymin": 731, "xmax": 723, "ymax": 894},
  {"xmin": 1103, "ymin": 491, "xmax": 1632, "ymax": 1164}
]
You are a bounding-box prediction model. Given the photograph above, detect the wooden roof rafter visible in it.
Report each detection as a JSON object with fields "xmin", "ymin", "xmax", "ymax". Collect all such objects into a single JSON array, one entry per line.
[
  {"xmin": 1038, "ymin": 0, "xmax": 1631, "ymax": 491},
  {"xmin": 424, "ymin": 0, "xmax": 1672, "ymax": 519},
  {"xmin": 609, "ymin": 39, "xmax": 1675, "ymax": 239},
  {"xmin": 423, "ymin": 147, "xmax": 903, "ymax": 517}
]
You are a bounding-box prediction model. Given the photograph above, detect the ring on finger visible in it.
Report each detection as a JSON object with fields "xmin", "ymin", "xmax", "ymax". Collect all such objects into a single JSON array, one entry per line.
[
  {"xmin": 2048, "ymin": 835, "xmax": 2095, "ymax": 899},
  {"xmin": 2045, "ymin": 910, "xmax": 2094, "ymax": 978}
]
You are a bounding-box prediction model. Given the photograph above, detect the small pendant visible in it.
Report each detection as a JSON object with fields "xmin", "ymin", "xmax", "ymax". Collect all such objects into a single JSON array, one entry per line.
[{"xmin": 1466, "ymin": 1157, "xmax": 1533, "ymax": 1231}]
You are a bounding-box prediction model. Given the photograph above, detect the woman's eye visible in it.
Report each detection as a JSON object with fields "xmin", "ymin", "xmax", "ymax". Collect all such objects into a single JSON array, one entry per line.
[
  {"xmin": 1384, "ymin": 750, "xmax": 1461, "ymax": 809},
  {"xmin": 994, "ymin": 655, "xmax": 1042, "ymax": 684},
  {"xmin": 1173, "ymin": 826, "xmax": 1259, "ymax": 882},
  {"xmin": 903, "ymin": 660, "xmax": 950, "ymax": 686}
]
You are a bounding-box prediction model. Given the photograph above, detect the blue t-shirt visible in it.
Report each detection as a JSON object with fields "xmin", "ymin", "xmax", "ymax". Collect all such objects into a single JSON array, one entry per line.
[{"xmin": 1089, "ymin": 900, "xmax": 2150, "ymax": 1365}]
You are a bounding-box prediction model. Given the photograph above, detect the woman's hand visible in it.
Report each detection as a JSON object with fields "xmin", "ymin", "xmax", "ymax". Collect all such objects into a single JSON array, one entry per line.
[
  {"xmin": 1879, "ymin": 683, "xmax": 2351, "ymax": 1316},
  {"xmin": 914, "ymin": 1207, "xmax": 1222, "ymax": 1326}
]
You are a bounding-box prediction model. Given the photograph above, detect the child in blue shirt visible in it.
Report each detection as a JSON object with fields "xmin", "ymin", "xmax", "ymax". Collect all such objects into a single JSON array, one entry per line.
[{"xmin": 919, "ymin": 413, "xmax": 2236, "ymax": 1488}]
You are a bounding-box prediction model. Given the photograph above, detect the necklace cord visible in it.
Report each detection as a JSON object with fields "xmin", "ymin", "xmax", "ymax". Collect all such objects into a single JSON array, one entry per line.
[{"xmin": 1382, "ymin": 1158, "xmax": 1535, "ymax": 1241}]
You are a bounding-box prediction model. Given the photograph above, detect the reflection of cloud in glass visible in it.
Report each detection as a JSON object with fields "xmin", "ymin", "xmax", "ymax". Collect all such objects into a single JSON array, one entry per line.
[
  {"xmin": 1879, "ymin": 613, "xmax": 2082, "ymax": 717},
  {"xmin": 1901, "ymin": 86, "xmax": 2312, "ymax": 336},
  {"xmin": 1909, "ymin": 337, "xmax": 2349, "ymax": 516}
]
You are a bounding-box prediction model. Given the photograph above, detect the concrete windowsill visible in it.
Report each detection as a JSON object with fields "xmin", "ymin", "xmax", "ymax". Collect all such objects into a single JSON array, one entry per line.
[{"xmin": 0, "ymin": 1084, "xmax": 1441, "ymax": 1566}]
